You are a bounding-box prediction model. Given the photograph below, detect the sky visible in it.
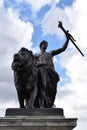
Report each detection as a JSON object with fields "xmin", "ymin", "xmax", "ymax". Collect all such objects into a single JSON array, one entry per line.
[{"xmin": 0, "ymin": 0, "xmax": 87, "ymax": 129}]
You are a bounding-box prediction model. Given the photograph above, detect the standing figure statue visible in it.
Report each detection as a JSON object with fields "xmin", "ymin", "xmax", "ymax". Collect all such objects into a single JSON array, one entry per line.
[
  {"xmin": 34, "ymin": 32, "xmax": 69, "ymax": 108},
  {"xmin": 12, "ymin": 22, "xmax": 70, "ymax": 108}
]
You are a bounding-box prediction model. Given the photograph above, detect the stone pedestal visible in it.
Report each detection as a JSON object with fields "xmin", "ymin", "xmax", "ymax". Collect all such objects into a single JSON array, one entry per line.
[{"xmin": 0, "ymin": 108, "xmax": 77, "ymax": 130}]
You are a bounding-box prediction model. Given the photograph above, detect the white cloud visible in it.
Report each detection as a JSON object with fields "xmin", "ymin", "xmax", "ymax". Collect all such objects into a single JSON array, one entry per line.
[
  {"xmin": 0, "ymin": 7, "xmax": 34, "ymax": 49},
  {"xmin": 0, "ymin": 0, "xmax": 4, "ymax": 7},
  {"xmin": 0, "ymin": 3, "xmax": 34, "ymax": 114},
  {"xmin": 41, "ymin": 6, "xmax": 72, "ymax": 38},
  {"xmin": 58, "ymin": 0, "xmax": 87, "ymax": 116}
]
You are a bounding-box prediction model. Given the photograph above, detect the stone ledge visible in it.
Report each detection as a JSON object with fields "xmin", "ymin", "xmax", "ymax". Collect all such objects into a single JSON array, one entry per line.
[
  {"xmin": 5, "ymin": 108, "xmax": 64, "ymax": 116},
  {"xmin": 0, "ymin": 116, "xmax": 77, "ymax": 127}
]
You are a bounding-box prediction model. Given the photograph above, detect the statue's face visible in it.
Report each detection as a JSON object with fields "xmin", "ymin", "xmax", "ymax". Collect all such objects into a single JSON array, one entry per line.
[{"xmin": 41, "ymin": 43, "xmax": 48, "ymax": 50}]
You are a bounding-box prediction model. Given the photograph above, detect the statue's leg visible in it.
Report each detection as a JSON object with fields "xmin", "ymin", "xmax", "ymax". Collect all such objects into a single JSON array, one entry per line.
[
  {"xmin": 27, "ymin": 84, "xmax": 37, "ymax": 108},
  {"xmin": 39, "ymin": 90, "xmax": 45, "ymax": 108},
  {"xmin": 38, "ymin": 69, "xmax": 47, "ymax": 108},
  {"xmin": 17, "ymin": 89, "xmax": 25, "ymax": 108},
  {"xmin": 39, "ymin": 82, "xmax": 48, "ymax": 108}
]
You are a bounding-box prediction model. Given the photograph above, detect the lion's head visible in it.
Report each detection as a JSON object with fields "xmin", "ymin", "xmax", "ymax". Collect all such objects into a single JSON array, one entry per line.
[{"xmin": 12, "ymin": 47, "xmax": 33, "ymax": 71}]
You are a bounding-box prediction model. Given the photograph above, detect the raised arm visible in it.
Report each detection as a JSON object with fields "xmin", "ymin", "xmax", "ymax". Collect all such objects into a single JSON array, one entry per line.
[{"xmin": 51, "ymin": 30, "xmax": 70, "ymax": 57}]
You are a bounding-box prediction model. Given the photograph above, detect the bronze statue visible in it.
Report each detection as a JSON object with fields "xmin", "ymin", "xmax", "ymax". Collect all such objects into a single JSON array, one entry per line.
[{"xmin": 12, "ymin": 22, "xmax": 72, "ymax": 108}]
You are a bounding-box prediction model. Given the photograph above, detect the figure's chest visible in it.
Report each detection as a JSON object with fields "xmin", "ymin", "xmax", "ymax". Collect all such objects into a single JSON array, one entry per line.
[{"xmin": 38, "ymin": 53, "xmax": 53, "ymax": 63}]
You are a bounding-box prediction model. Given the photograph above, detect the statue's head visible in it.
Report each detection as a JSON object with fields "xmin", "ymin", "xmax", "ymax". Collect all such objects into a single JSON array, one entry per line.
[{"xmin": 39, "ymin": 40, "xmax": 48, "ymax": 50}]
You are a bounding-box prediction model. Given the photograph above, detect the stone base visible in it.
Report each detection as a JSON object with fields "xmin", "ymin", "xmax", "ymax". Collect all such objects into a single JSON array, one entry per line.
[
  {"xmin": 5, "ymin": 108, "xmax": 64, "ymax": 116},
  {"xmin": 0, "ymin": 108, "xmax": 77, "ymax": 130}
]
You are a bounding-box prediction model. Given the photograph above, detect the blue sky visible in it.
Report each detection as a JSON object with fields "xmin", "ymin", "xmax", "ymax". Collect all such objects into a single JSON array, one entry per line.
[{"xmin": 0, "ymin": 0, "xmax": 87, "ymax": 130}]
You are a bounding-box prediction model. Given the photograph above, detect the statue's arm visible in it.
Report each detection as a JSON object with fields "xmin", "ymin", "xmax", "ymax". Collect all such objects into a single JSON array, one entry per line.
[{"xmin": 51, "ymin": 34, "xmax": 69, "ymax": 57}]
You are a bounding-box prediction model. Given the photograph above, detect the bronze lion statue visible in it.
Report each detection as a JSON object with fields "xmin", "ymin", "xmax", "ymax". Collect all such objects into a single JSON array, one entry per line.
[{"xmin": 12, "ymin": 47, "xmax": 38, "ymax": 108}]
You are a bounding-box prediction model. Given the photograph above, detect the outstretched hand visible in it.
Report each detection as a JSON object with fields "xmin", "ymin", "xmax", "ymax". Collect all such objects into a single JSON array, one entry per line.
[
  {"xmin": 58, "ymin": 21, "xmax": 69, "ymax": 39},
  {"xmin": 66, "ymin": 30, "xmax": 76, "ymax": 41},
  {"xmin": 65, "ymin": 30, "xmax": 71, "ymax": 40},
  {"xmin": 58, "ymin": 21, "xmax": 74, "ymax": 40},
  {"xmin": 58, "ymin": 21, "xmax": 63, "ymax": 28}
]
